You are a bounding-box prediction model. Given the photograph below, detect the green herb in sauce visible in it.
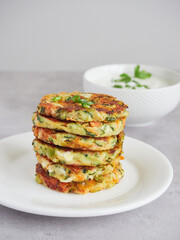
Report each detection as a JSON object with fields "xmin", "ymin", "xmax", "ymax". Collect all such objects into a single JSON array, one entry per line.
[
  {"xmin": 112, "ymin": 65, "xmax": 151, "ymax": 89},
  {"xmin": 134, "ymin": 65, "xmax": 152, "ymax": 79}
]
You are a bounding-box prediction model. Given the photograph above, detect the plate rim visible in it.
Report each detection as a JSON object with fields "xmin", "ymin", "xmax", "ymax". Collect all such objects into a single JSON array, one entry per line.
[{"xmin": 0, "ymin": 132, "xmax": 173, "ymax": 217}]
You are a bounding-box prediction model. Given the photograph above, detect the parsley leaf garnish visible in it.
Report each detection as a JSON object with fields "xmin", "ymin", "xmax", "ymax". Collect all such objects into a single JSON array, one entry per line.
[
  {"xmin": 134, "ymin": 65, "xmax": 152, "ymax": 79},
  {"xmin": 113, "ymin": 85, "xmax": 123, "ymax": 88},
  {"xmin": 112, "ymin": 73, "xmax": 131, "ymax": 84}
]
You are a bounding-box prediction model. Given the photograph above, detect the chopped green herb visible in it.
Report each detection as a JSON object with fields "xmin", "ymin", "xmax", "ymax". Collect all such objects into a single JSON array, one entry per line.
[
  {"xmin": 72, "ymin": 95, "xmax": 81, "ymax": 102},
  {"xmin": 106, "ymin": 117, "xmax": 116, "ymax": 122},
  {"xmin": 64, "ymin": 135, "xmax": 74, "ymax": 139},
  {"xmin": 83, "ymin": 110, "xmax": 93, "ymax": 117},
  {"xmin": 143, "ymin": 85, "xmax": 149, "ymax": 89},
  {"xmin": 49, "ymin": 171, "xmax": 55, "ymax": 176},
  {"xmin": 95, "ymin": 142, "xmax": 102, "ymax": 147},
  {"xmin": 120, "ymin": 73, "xmax": 131, "ymax": 78},
  {"xmin": 106, "ymin": 159, "xmax": 112, "ymax": 163},
  {"xmin": 65, "ymin": 96, "xmax": 72, "ymax": 102},
  {"xmin": 83, "ymin": 169, "xmax": 87, "ymax": 173},
  {"xmin": 113, "ymin": 85, "xmax": 123, "ymax": 88},
  {"xmin": 81, "ymin": 99, "xmax": 93, "ymax": 105},
  {"xmin": 100, "ymin": 129, "xmax": 105, "ymax": 135},
  {"xmin": 40, "ymin": 107, "xmax": 45, "ymax": 114},
  {"xmin": 69, "ymin": 95, "xmax": 94, "ymax": 108},
  {"xmin": 134, "ymin": 65, "xmax": 152, "ymax": 79},
  {"xmin": 84, "ymin": 153, "xmax": 88, "ymax": 157},
  {"xmin": 89, "ymin": 173, "xmax": 95, "ymax": 175},
  {"xmin": 37, "ymin": 114, "xmax": 43, "ymax": 123},
  {"xmin": 112, "ymin": 73, "xmax": 131, "ymax": 84},
  {"xmin": 83, "ymin": 138, "xmax": 88, "ymax": 141},
  {"xmin": 68, "ymin": 170, "xmax": 71, "ymax": 174},
  {"xmin": 64, "ymin": 175, "xmax": 70, "ymax": 180},
  {"xmin": 56, "ymin": 108, "xmax": 61, "ymax": 113},
  {"xmin": 49, "ymin": 137, "xmax": 54, "ymax": 143},
  {"xmin": 52, "ymin": 96, "xmax": 62, "ymax": 102},
  {"xmin": 85, "ymin": 129, "xmax": 96, "ymax": 137},
  {"xmin": 132, "ymin": 80, "xmax": 139, "ymax": 84},
  {"xmin": 119, "ymin": 73, "xmax": 131, "ymax": 83},
  {"xmin": 82, "ymin": 104, "xmax": 90, "ymax": 108}
]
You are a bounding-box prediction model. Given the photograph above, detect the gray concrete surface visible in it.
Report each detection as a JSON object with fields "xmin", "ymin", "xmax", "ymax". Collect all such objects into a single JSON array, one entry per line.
[{"xmin": 0, "ymin": 72, "xmax": 179, "ymax": 240}]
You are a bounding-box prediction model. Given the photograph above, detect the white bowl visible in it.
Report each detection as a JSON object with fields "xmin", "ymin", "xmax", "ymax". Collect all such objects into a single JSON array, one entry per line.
[{"xmin": 83, "ymin": 64, "xmax": 180, "ymax": 126}]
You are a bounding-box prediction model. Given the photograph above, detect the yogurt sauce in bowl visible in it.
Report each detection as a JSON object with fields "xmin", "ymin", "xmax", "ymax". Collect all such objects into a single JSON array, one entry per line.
[
  {"xmin": 127, "ymin": 76, "xmax": 172, "ymax": 89},
  {"xmin": 96, "ymin": 75, "xmax": 172, "ymax": 89},
  {"xmin": 85, "ymin": 64, "xmax": 179, "ymax": 90},
  {"xmin": 83, "ymin": 64, "xmax": 180, "ymax": 126}
]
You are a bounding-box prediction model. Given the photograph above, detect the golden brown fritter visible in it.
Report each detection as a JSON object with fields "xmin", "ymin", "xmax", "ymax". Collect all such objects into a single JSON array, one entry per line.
[
  {"xmin": 35, "ymin": 163, "xmax": 124, "ymax": 194},
  {"xmin": 37, "ymin": 92, "xmax": 128, "ymax": 122},
  {"xmin": 36, "ymin": 153, "xmax": 122, "ymax": 182},
  {"xmin": 33, "ymin": 132, "xmax": 124, "ymax": 166},
  {"xmin": 33, "ymin": 126, "xmax": 117, "ymax": 151},
  {"xmin": 32, "ymin": 112, "xmax": 126, "ymax": 137}
]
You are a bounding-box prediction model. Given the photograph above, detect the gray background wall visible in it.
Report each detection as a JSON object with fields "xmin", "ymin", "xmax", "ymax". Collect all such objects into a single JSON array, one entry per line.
[{"xmin": 0, "ymin": 0, "xmax": 179, "ymax": 71}]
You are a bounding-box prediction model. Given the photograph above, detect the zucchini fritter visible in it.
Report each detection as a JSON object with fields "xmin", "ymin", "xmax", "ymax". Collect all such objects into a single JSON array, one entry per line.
[
  {"xmin": 33, "ymin": 91, "xmax": 128, "ymax": 194},
  {"xmin": 37, "ymin": 92, "xmax": 128, "ymax": 122},
  {"xmin": 35, "ymin": 163, "xmax": 124, "ymax": 194},
  {"xmin": 33, "ymin": 132, "xmax": 124, "ymax": 166},
  {"xmin": 33, "ymin": 126, "xmax": 117, "ymax": 151},
  {"xmin": 32, "ymin": 112, "xmax": 126, "ymax": 137},
  {"xmin": 36, "ymin": 153, "xmax": 122, "ymax": 182}
]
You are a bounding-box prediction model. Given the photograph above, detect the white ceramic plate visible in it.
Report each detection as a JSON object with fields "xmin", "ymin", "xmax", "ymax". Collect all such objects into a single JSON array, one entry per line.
[{"xmin": 0, "ymin": 132, "xmax": 173, "ymax": 217}]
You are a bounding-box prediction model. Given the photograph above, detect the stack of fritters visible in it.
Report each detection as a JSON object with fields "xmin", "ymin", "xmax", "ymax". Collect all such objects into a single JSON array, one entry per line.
[{"xmin": 32, "ymin": 92, "xmax": 128, "ymax": 194}]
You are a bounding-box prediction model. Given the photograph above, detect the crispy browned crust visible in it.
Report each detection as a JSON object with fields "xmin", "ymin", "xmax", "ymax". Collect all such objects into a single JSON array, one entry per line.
[
  {"xmin": 40, "ymin": 92, "xmax": 127, "ymax": 113},
  {"xmin": 35, "ymin": 163, "xmax": 123, "ymax": 194},
  {"xmin": 37, "ymin": 92, "xmax": 128, "ymax": 122}
]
